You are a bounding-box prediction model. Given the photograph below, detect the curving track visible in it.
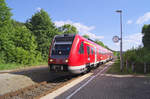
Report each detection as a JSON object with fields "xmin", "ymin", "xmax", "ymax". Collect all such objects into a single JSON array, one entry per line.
[{"xmin": 0, "ymin": 61, "xmax": 114, "ymax": 99}]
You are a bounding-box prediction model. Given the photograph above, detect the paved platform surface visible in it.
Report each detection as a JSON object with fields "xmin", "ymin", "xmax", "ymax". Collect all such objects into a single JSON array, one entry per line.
[{"xmin": 56, "ymin": 74, "xmax": 150, "ymax": 99}]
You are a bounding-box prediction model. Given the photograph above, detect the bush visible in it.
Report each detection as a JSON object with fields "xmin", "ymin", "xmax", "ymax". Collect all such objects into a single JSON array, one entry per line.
[{"xmin": 123, "ymin": 46, "xmax": 150, "ymax": 73}]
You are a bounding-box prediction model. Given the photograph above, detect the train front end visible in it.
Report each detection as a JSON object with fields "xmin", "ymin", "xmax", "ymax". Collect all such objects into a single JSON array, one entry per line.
[{"xmin": 48, "ymin": 34, "xmax": 75, "ymax": 72}]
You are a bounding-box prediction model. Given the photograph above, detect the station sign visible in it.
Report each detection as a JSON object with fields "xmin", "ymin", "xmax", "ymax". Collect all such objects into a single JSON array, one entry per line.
[{"xmin": 112, "ymin": 36, "xmax": 120, "ymax": 43}]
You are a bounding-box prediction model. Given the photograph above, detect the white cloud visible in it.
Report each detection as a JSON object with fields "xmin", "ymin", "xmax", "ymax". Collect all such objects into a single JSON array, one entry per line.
[
  {"xmin": 124, "ymin": 33, "xmax": 143, "ymax": 45},
  {"xmin": 83, "ymin": 32, "xmax": 104, "ymax": 40},
  {"xmin": 136, "ymin": 12, "xmax": 150, "ymax": 24},
  {"xmin": 112, "ymin": 33, "xmax": 143, "ymax": 51},
  {"xmin": 115, "ymin": 42, "xmax": 119, "ymax": 46},
  {"xmin": 54, "ymin": 20, "xmax": 104, "ymax": 40},
  {"xmin": 123, "ymin": 33, "xmax": 143, "ymax": 50},
  {"xmin": 127, "ymin": 20, "xmax": 133, "ymax": 24},
  {"xmin": 36, "ymin": 7, "xmax": 42, "ymax": 11}
]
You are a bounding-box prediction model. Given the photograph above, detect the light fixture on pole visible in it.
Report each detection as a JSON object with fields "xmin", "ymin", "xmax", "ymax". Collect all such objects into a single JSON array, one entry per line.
[{"xmin": 115, "ymin": 10, "xmax": 123, "ymax": 72}]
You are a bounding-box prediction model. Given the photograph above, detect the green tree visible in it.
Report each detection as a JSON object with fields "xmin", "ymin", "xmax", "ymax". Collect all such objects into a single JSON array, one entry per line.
[
  {"xmin": 142, "ymin": 24, "xmax": 150, "ymax": 49},
  {"xmin": 82, "ymin": 34, "xmax": 90, "ymax": 39},
  {"xmin": 59, "ymin": 24, "xmax": 78, "ymax": 34},
  {"xmin": 12, "ymin": 20, "xmax": 37, "ymax": 51},
  {"xmin": 0, "ymin": 0, "xmax": 43, "ymax": 65},
  {"xmin": 0, "ymin": 0, "xmax": 12, "ymax": 26},
  {"xmin": 0, "ymin": 24, "xmax": 14, "ymax": 63},
  {"xmin": 94, "ymin": 39, "xmax": 112, "ymax": 51},
  {"xmin": 25, "ymin": 9, "xmax": 59, "ymax": 60},
  {"xmin": 1, "ymin": 20, "xmax": 42, "ymax": 64},
  {"xmin": 95, "ymin": 39, "xmax": 105, "ymax": 47},
  {"xmin": 0, "ymin": 0, "xmax": 13, "ymax": 63}
]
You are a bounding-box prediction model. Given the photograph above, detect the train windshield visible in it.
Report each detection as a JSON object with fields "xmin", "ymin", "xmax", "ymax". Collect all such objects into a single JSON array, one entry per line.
[
  {"xmin": 51, "ymin": 34, "xmax": 75, "ymax": 56},
  {"xmin": 51, "ymin": 44, "xmax": 72, "ymax": 55}
]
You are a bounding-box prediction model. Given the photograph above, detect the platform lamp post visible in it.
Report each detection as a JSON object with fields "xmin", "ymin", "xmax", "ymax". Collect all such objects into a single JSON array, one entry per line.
[{"xmin": 116, "ymin": 10, "xmax": 123, "ymax": 72}]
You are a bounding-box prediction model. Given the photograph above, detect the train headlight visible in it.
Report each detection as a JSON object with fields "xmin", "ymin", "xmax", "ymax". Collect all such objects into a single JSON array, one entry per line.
[
  {"xmin": 50, "ymin": 59, "xmax": 53, "ymax": 62},
  {"xmin": 65, "ymin": 59, "xmax": 68, "ymax": 63}
]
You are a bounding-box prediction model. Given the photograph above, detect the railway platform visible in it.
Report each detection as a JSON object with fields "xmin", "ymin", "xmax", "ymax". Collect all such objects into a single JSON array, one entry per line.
[{"xmin": 42, "ymin": 62, "xmax": 150, "ymax": 99}]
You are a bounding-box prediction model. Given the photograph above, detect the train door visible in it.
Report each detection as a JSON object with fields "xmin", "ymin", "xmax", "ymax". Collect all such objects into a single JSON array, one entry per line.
[
  {"xmin": 87, "ymin": 46, "xmax": 90, "ymax": 64},
  {"xmin": 79, "ymin": 41, "xmax": 85, "ymax": 65},
  {"xmin": 95, "ymin": 47, "xmax": 97, "ymax": 64}
]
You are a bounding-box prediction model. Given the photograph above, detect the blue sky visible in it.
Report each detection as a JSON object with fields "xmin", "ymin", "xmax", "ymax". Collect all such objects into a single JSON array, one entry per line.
[{"xmin": 6, "ymin": 0, "xmax": 150, "ymax": 51}]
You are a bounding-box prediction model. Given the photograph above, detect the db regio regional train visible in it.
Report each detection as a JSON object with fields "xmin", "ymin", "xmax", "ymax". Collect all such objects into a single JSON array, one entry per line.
[{"xmin": 48, "ymin": 34, "xmax": 113, "ymax": 74}]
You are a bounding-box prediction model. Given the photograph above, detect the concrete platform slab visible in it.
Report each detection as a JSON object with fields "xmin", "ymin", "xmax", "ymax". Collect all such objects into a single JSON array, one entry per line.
[{"xmin": 0, "ymin": 73, "xmax": 35, "ymax": 95}]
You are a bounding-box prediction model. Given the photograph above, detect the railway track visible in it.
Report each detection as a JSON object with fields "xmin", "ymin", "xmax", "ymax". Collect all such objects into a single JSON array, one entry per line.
[
  {"xmin": 0, "ymin": 61, "xmax": 113, "ymax": 99},
  {"xmin": 0, "ymin": 74, "xmax": 79, "ymax": 99}
]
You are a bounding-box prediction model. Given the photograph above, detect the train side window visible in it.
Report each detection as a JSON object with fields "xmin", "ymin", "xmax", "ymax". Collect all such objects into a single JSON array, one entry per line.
[
  {"xmin": 79, "ymin": 41, "xmax": 84, "ymax": 54},
  {"xmin": 87, "ymin": 46, "xmax": 90, "ymax": 56}
]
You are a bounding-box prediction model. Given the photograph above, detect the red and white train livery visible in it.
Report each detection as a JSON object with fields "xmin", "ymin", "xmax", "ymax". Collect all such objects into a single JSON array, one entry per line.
[{"xmin": 48, "ymin": 34, "xmax": 113, "ymax": 74}]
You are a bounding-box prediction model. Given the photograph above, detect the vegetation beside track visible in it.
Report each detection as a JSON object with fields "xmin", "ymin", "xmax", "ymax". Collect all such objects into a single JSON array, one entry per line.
[
  {"xmin": 107, "ymin": 59, "xmax": 132, "ymax": 75},
  {"xmin": 0, "ymin": 62, "xmax": 47, "ymax": 70},
  {"xmin": 116, "ymin": 23, "xmax": 150, "ymax": 74},
  {"xmin": 107, "ymin": 59, "xmax": 150, "ymax": 76},
  {"xmin": 0, "ymin": 0, "xmax": 78, "ymax": 68},
  {"xmin": 0, "ymin": 0, "xmax": 113, "ymax": 70},
  {"xmin": 107, "ymin": 60, "xmax": 150, "ymax": 76},
  {"xmin": 108, "ymin": 21, "xmax": 150, "ymax": 75}
]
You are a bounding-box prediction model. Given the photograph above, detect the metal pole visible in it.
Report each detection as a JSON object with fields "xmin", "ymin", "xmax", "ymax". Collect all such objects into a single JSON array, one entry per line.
[
  {"xmin": 116, "ymin": 10, "xmax": 123, "ymax": 72},
  {"xmin": 120, "ymin": 11, "xmax": 123, "ymax": 72}
]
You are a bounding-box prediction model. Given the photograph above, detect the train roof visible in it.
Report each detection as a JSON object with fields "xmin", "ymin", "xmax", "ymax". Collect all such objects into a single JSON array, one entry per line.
[
  {"xmin": 77, "ymin": 34, "xmax": 112, "ymax": 52},
  {"xmin": 54, "ymin": 34, "xmax": 76, "ymax": 38},
  {"xmin": 54, "ymin": 34, "xmax": 112, "ymax": 53}
]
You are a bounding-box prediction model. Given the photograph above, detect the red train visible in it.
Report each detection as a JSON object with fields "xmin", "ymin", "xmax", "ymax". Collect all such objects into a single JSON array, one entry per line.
[{"xmin": 48, "ymin": 34, "xmax": 113, "ymax": 74}]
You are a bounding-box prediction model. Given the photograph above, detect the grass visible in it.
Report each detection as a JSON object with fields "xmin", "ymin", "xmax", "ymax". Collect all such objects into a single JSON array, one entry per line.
[
  {"xmin": 107, "ymin": 59, "xmax": 150, "ymax": 76},
  {"xmin": 146, "ymin": 73, "xmax": 150, "ymax": 76},
  {"xmin": 107, "ymin": 59, "xmax": 131, "ymax": 75},
  {"xmin": 0, "ymin": 62, "xmax": 47, "ymax": 70}
]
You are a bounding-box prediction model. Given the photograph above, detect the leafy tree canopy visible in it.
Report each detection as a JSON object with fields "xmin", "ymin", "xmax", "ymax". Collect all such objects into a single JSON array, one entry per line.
[
  {"xmin": 0, "ymin": 19, "xmax": 41, "ymax": 64},
  {"xmin": 95, "ymin": 39, "xmax": 105, "ymax": 47},
  {"xmin": 82, "ymin": 34, "xmax": 90, "ymax": 39},
  {"xmin": 25, "ymin": 9, "xmax": 59, "ymax": 59},
  {"xmin": 142, "ymin": 24, "xmax": 150, "ymax": 49},
  {"xmin": 59, "ymin": 24, "xmax": 78, "ymax": 34},
  {"xmin": 0, "ymin": 0, "xmax": 12, "ymax": 26}
]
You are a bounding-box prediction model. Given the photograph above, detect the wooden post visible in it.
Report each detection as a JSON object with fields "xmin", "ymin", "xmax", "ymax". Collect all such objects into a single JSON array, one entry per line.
[
  {"xmin": 132, "ymin": 62, "xmax": 135, "ymax": 72},
  {"xmin": 144, "ymin": 62, "xmax": 146, "ymax": 74},
  {"xmin": 126, "ymin": 60, "xmax": 128, "ymax": 72}
]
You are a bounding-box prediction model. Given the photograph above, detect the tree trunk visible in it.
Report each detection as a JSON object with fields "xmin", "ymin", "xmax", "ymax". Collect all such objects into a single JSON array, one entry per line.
[{"xmin": 144, "ymin": 62, "xmax": 147, "ymax": 74}]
